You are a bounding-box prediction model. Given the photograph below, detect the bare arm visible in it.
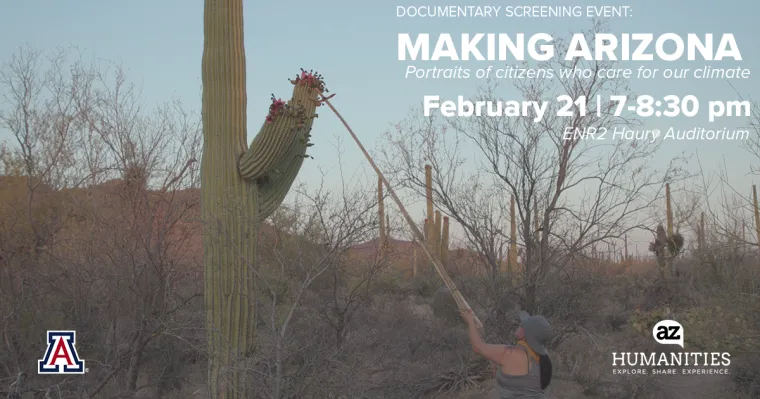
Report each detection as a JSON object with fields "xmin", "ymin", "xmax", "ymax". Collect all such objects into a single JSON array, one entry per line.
[{"xmin": 463, "ymin": 311, "xmax": 508, "ymax": 365}]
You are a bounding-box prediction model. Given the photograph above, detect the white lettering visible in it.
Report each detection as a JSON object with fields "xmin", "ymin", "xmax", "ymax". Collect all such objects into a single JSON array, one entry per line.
[
  {"xmin": 564, "ymin": 33, "xmax": 742, "ymax": 61},
  {"xmin": 422, "ymin": 96, "xmax": 547, "ymax": 121},
  {"xmin": 398, "ymin": 33, "xmax": 554, "ymax": 61},
  {"xmin": 400, "ymin": 34, "xmax": 742, "ymax": 62}
]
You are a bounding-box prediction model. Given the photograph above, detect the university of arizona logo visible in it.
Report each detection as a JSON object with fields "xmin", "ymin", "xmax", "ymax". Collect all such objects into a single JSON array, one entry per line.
[{"xmin": 38, "ymin": 331, "xmax": 86, "ymax": 374}]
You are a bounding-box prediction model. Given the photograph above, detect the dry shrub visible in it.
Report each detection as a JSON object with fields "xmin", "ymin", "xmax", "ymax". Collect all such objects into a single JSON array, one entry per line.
[
  {"xmin": 411, "ymin": 276, "xmax": 440, "ymax": 298},
  {"xmin": 663, "ymin": 252, "xmax": 759, "ymax": 353},
  {"xmin": 431, "ymin": 286, "xmax": 460, "ymax": 325},
  {"xmin": 604, "ymin": 374, "xmax": 668, "ymax": 399},
  {"xmin": 560, "ymin": 339, "xmax": 608, "ymax": 396},
  {"xmin": 417, "ymin": 356, "xmax": 490, "ymax": 397},
  {"xmin": 535, "ymin": 266, "xmax": 611, "ymax": 349},
  {"xmin": 733, "ymin": 356, "xmax": 760, "ymax": 398}
]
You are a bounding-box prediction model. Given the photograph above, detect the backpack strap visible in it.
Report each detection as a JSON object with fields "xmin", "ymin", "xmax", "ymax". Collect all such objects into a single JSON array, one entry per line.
[{"xmin": 515, "ymin": 340, "xmax": 540, "ymax": 364}]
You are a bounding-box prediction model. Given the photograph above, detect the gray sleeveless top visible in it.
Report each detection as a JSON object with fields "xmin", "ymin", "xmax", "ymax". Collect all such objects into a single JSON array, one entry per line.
[{"xmin": 495, "ymin": 345, "xmax": 545, "ymax": 399}]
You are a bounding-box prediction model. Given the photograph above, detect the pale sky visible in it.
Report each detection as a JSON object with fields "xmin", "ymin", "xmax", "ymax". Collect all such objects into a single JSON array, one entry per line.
[{"xmin": 1, "ymin": 0, "xmax": 759, "ymax": 255}]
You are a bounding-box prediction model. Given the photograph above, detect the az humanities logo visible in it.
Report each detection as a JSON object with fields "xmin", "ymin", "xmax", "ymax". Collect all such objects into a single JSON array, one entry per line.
[{"xmin": 612, "ymin": 320, "xmax": 731, "ymax": 376}]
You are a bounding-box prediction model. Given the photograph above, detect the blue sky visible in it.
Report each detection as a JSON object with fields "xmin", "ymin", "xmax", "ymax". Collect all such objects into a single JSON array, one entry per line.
[{"xmin": 2, "ymin": 0, "xmax": 759, "ymax": 253}]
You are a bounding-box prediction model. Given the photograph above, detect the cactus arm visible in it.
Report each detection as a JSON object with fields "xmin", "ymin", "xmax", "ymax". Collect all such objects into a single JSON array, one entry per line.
[
  {"xmin": 256, "ymin": 124, "xmax": 310, "ymax": 221},
  {"xmin": 238, "ymin": 75, "xmax": 321, "ymax": 181},
  {"xmin": 238, "ymin": 117, "xmax": 300, "ymax": 181}
]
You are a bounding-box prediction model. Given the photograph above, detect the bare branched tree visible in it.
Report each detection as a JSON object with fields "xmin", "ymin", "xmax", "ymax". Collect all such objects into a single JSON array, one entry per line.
[
  {"xmin": 378, "ymin": 22, "xmax": 688, "ymax": 314},
  {"xmin": 314, "ymin": 245, "xmax": 398, "ymax": 351},
  {"xmin": 676, "ymin": 88, "xmax": 760, "ymax": 285},
  {"xmin": 249, "ymin": 169, "xmax": 379, "ymax": 399},
  {"xmin": 0, "ymin": 45, "xmax": 203, "ymax": 398}
]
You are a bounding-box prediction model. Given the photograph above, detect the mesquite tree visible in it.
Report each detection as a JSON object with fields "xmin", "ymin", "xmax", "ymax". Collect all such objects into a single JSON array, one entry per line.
[{"xmin": 201, "ymin": 0, "xmax": 325, "ymax": 396}]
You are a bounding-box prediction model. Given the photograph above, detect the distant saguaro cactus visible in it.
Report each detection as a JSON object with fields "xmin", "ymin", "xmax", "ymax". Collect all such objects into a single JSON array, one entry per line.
[
  {"xmin": 424, "ymin": 165, "xmax": 434, "ymax": 273},
  {"xmin": 663, "ymin": 184, "xmax": 684, "ymax": 257},
  {"xmin": 648, "ymin": 184, "xmax": 685, "ymax": 278},
  {"xmin": 649, "ymin": 223, "xmax": 684, "ymax": 279},
  {"xmin": 666, "ymin": 183, "xmax": 674, "ymax": 238},
  {"xmin": 201, "ymin": 0, "xmax": 325, "ymax": 396},
  {"xmin": 425, "ymin": 165, "xmax": 433, "ymax": 243},
  {"xmin": 698, "ymin": 212, "xmax": 705, "ymax": 251}
]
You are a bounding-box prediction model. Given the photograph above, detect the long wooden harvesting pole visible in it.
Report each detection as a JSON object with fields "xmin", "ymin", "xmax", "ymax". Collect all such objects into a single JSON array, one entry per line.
[
  {"xmin": 320, "ymin": 96, "xmax": 483, "ymax": 329},
  {"xmin": 425, "ymin": 165, "xmax": 434, "ymax": 243}
]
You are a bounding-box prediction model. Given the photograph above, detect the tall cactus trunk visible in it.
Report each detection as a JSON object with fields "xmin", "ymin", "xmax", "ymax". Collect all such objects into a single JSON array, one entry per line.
[
  {"xmin": 664, "ymin": 183, "xmax": 674, "ymax": 278},
  {"xmin": 425, "ymin": 165, "xmax": 433, "ymax": 242},
  {"xmin": 624, "ymin": 235, "xmax": 629, "ymax": 273},
  {"xmin": 201, "ymin": 1, "xmax": 324, "ymax": 396},
  {"xmin": 424, "ymin": 165, "xmax": 434, "ymax": 274},
  {"xmin": 699, "ymin": 212, "xmax": 705, "ymax": 251},
  {"xmin": 665, "ymin": 183, "xmax": 673, "ymax": 238},
  {"xmin": 201, "ymin": 3, "xmax": 254, "ymax": 395}
]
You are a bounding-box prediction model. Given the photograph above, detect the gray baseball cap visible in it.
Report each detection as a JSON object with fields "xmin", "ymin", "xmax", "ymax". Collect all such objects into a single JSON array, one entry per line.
[{"xmin": 518, "ymin": 310, "xmax": 553, "ymax": 355}]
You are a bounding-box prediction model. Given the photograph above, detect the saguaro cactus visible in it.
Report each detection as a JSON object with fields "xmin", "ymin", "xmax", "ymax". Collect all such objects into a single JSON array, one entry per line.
[
  {"xmin": 201, "ymin": 0, "xmax": 324, "ymax": 396},
  {"xmin": 651, "ymin": 225, "xmax": 669, "ymax": 279},
  {"xmin": 649, "ymin": 184, "xmax": 683, "ymax": 278},
  {"xmin": 663, "ymin": 184, "xmax": 684, "ymax": 276},
  {"xmin": 624, "ymin": 234, "xmax": 629, "ymax": 273},
  {"xmin": 665, "ymin": 183, "xmax": 674, "ymax": 238},
  {"xmin": 425, "ymin": 165, "xmax": 434, "ymax": 243}
]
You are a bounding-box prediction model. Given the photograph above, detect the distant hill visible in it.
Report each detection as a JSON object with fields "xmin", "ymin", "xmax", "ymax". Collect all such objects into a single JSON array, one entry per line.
[{"xmin": 0, "ymin": 176, "xmax": 580, "ymax": 281}]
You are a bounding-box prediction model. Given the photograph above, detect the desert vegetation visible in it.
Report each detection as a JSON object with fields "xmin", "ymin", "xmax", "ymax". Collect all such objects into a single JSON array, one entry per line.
[{"xmin": 1, "ymin": 6, "xmax": 758, "ymax": 399}]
